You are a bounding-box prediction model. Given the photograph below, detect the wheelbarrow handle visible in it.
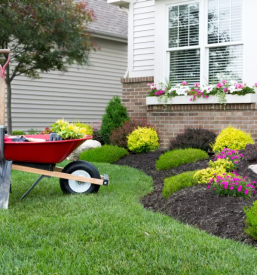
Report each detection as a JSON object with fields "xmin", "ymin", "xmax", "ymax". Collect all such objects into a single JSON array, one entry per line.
[{"xmin": 0, "ymin": 50, "xmax": 10, "ymax": 54}]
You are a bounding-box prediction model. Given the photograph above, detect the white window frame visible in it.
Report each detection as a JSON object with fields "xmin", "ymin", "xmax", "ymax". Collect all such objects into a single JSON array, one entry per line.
[{"xmin": 165, "ymin": 0, "xmax": 244, "ymax": 85}]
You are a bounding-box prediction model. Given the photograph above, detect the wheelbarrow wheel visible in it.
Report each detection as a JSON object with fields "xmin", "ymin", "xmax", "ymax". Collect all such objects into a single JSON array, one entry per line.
[{"xmin": 60, "ymin": 161, "xmax": 101, "ymax": 194}]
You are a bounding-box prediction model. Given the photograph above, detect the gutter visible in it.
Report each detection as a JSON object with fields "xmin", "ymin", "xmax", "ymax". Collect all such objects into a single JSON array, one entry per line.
[{"xmin": 89, "ymin": 30, "xmax": 127, "ymax": 43}]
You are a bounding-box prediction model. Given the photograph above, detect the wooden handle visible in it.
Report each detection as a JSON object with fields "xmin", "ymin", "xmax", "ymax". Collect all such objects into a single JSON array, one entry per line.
[
  {"xmin": 0, "ymin": 49, "xmax": 10, "ymax": 54},
  {"xmin": 0, "ymin": 78, "xmax": 5, "ymax": 125}
]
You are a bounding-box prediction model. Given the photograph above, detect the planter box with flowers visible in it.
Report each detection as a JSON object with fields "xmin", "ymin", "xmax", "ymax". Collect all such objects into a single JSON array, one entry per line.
[{"xmin": 146, "ymin": 81, "xmax": 257, "ymax": 106}]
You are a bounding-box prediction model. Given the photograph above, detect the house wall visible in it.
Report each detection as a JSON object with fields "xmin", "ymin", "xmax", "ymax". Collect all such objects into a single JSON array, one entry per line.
[
  {"xmin": 122, "ymin": 77, "xmax": 257, "ymax": 149},
  {"xmin": 10, "ymin": 38, "xmax": 127, "ymax": 132}
]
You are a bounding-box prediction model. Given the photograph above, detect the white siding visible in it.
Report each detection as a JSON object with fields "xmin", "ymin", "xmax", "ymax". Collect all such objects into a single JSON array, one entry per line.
[
  {"xmin": 132, "ymin": 0, "xmax": 155, "ymax": 76},
  {"xmin": 10, "ymin": 38, "xmax": 127, "ymax": 131}
]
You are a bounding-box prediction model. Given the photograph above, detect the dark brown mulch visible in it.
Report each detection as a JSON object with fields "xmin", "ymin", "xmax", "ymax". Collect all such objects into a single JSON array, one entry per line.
[{"xmin": 114, "ymin": 150, "xmax": 257, "ymax": 247}]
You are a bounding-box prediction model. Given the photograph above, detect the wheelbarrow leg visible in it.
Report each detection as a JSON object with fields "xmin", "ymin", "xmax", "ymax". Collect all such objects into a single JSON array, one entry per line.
[
  {"xmin": 0, "ymin": 126, "xmax": 12, "ymax": 209},
  {"xmin": 21, "ymin": 175, "xmax": 49, "ymax": 200}
]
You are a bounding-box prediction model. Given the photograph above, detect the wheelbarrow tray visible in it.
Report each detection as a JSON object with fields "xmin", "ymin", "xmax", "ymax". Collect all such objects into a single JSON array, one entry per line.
[{"xmin": 4, "ymin": 134, "xmax": 92, "ymax": 163}]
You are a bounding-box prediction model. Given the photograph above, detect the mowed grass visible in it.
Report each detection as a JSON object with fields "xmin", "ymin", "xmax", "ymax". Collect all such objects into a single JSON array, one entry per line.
[{"xmin": 0, "ymin": 161, "xmax": 256, "ymax": 274}]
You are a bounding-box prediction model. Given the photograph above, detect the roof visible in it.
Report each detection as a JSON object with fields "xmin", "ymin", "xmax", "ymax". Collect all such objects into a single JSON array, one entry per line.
[{"xmin": 86, "ymin": 0, "xmax": 128, "ymax": 40}]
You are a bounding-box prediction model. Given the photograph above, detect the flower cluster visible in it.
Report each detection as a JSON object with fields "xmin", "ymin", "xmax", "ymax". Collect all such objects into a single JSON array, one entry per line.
[
  {"xmin": 154, "ymin": 90, "xmax": 165, "ymax": 96},
  {"xmin": 215, "ymin": 148, "xmax": 244, "ymax": 168},
  {"xmin": 208, "ymin": 172, "xmax": 256, "ymax": 198},
  {"xmin": 187, "ymin": 83, "xmax": 210, "ymax": 101}
]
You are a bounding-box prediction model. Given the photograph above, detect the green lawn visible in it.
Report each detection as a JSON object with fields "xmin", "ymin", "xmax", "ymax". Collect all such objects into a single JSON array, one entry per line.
[{"xmin": 0, "ymin": 161, "xmax": 256, "ymax": 274}]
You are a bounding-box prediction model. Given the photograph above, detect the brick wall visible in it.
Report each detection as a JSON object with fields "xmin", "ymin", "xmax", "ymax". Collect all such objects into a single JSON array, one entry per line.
[{"xmin": 121, "ymin": 77, "xmax": 257, "ymax": 149}]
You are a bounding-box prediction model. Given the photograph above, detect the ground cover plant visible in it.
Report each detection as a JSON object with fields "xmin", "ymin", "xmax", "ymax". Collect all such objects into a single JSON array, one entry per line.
[
  {"xmin": 2, "ymin": 162, "xmax": 257, "ymax": 274},
  {"xmin": 156, "ymin": 148, "xmax": 209, "ymax": 170},
  {"xmin": 127, "ymin": 127, "xmax": 159, "ymax": 153},
  {"xmin": 12, "ymin": 130, "xmax": 26, "ymax": 135},
  {"xmin": 162, "ymin": 170, "xmax": 198, "ymax": 198},
  {"xmin": 212, "ymin": 126, "xmax": 254, "ymax": 152},
  {"xmin": 79, "ymin": 145, "xmax": 128, "ymax": 163},
  {"xmin": 244, "ymin": 201, "xmax": 257, "ymax": 240},
  {"xmin": 169, "ymin": 128, "xmax": 217, "ymax": 152}
]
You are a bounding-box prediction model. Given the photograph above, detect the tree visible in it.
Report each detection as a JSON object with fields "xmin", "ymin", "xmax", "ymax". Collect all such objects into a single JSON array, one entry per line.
[{"xmin": 0, "ymin": 0, "xmax": 96, "ymax": 133}]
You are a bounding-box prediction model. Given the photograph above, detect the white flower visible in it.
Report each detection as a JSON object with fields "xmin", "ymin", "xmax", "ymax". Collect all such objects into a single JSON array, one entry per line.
[{"xmin": 204, "ymin": 85, "xmax": 214, "ymax": 94}]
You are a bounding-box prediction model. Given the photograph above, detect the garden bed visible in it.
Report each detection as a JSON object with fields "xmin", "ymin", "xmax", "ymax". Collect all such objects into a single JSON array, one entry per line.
[{"xmin": 114, "ymin": 151, "xmax": 257, "ymax": 247}]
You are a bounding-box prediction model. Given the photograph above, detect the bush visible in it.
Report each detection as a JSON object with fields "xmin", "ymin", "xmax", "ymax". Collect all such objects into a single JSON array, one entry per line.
[
  {"xmin": 27, "ymin": 128, "xmax": 41, "ymax": 135},
  {"xmin": 162, "ymin": 171, "xmax": 198, "ymax": 198},
  {"xmin": 214, "ymin": 148, "xmax": 244, "ymax": 168},
  {"xmin": 93, "ymin": 129, "xmax": 105, "ymax": 145},
  {"xmin": 193, "ymin": 167, "xmax": 227, "ymax": 184},
  {"xmin": 244, "ymin": 201, "xmax": 257, "ymax": 240},
  {"xmin": 100, "ymin": 96, "xmax": 129, "ymax": 144},
  {"xmin": 79, "ymin": 145, "xmax": 128, "ymax": 163},
  {"xmin": 74, "ymin": 122, "xmax": 93, "ymax": 136},
  {"xmin": 127, "ymin": 127, "xmax": 159, "ymax": 153},
  {"xmin": 156, "ymin": 148, "xmax": 208, "ymax": 170},
  {"xmin": 110, "ymin": 118, "xmax": 159, "ymax": 149},
  {"xmin": 169, "ymin": 128, "xmax": 217, "ymax": 152},
  {"xmin": 208, "ymin": 158, "xmax": 235, "ymax": 171},
  {"xmin": 212, "ymin": 126, "xmax": 254, "ymax": 152},
  {"xmin": 51, "ymin": 119, "xmax": 84, "ymax": 139},
  {"xmin": 12, "ymin": 130, "xmax": 26, "ymax": 135}
]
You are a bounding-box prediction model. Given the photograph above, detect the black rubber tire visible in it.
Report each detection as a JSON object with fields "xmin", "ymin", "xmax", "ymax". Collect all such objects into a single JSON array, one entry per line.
[{"xmin": 60, "ymin": 161, "xmax": 101, "ymax": 194}]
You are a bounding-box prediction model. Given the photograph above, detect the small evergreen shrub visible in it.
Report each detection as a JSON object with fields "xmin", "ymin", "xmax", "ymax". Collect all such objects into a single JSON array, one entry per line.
[
  {"xmin": 212, "ymin": 126, "xmax": 254, "ymax": 152},
  {"xmin": 127, "ymin": 127, "xmax": 159, "ymax": 153},
  {"xmin": 74, "ymin": 122, "xmax": 93, "ymax": 136},
  {"xmin": 100, "ymin": 96, "xmax": 129, "ymax": 144},
  {"xmin": 162, "ymin": 171, "xmax": 198, "ymax": 198},
  {"xmin": 79, "ymin": 145, "xmax": 128, "ymax": 163},
  {"xmin": 156, "ymin": 148, "xmax": 208, "ymax": 170},
  {"xmin": 110, "ymin": 118, "xmax": 159, "ymax": 149},
  {"xmin": 169, "ymin": 128, "xmax": 217, "ymax": 152},
  {"xmin": 244, "ymin": 201, "xmax": 257, "ymax": 240},
  {"xmin": 12, "ymin": 130, "xmax": 26, "ymax": 135}
]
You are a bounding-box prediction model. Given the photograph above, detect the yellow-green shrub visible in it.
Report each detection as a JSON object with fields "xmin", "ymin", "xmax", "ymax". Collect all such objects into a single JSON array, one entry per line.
[
  {"xmin": 127, "ymin": 127, "xmax": 159, "ymax": 153},
  {"xmin": 74, "ymin": 122, "xmax": 93, "ymax": 136},
  {"xmin": 208, "ymin": 158, "xmax": 234, "ymax": 171},
  {"xmin": 212, "ymin": 126, "xmax": 254, "ymax": 152},
  {"xmin": 193, "ymin": 167, "xmax": 227, "ymax": 184}
]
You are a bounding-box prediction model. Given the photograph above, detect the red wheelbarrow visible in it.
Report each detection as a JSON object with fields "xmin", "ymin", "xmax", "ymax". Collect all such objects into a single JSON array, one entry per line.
[{"xmin": 0, "ymin": 50, "xmax": 109, "ymax": 208}]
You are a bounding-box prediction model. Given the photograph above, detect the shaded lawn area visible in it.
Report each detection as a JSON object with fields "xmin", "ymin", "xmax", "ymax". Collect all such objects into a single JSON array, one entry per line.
[{"xmin": 0, "ymin": 161, "xmax": 256, "ymax": 274}]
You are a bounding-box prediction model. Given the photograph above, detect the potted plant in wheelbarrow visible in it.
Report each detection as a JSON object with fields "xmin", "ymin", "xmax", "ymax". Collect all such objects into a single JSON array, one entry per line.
[{"xmin": 0, "ymin": 52, "xmax": 109, "ymax": 209}]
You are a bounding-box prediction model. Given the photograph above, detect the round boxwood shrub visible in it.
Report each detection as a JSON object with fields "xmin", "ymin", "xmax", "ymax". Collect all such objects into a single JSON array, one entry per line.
[
  {"xmin": 163, "ymin": 171, "xmax": 198, "ymax": 198},
  {"xmin": 79, "ymin": 145, "xmax": 128, "ymax": 164},
  {"xmin": 156, "ymin": 148, "xmax": 209, "ymax": 170},
  {"xmin": 12, "ymin": 130, "xmax": 26, "ymax": 135},
  {"xmin": 213, "ymin": 126, "xmax": 254, "ymax": 152},
  {"xmin": 244, "ymin": 202, "xmax": 257, "ymax": 240},
  {"xmin": 100, "ymin": 96, "xmax": 129, "ymax": 144},
  {"xmin": 169, "ymin": 128, "xmax": 217, "ymax": 152},
  {"xmin": 127, "ymin": 127, "xmax": 159, "ymax": 153}
]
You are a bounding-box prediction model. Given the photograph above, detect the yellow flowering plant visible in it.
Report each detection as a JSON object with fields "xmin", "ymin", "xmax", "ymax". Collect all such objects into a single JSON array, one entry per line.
[
  {"xmin": 193, "ymin": 166, "xmax": 227, "ymax": 184},
  {"xmin": 51, "ymin": 119, "xmax": 84, "ymax": 140}
]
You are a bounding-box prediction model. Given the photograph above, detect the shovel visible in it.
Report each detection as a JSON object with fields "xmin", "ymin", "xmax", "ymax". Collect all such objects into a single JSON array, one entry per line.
[{"xmin": 0, "ymin": 49, "xmax": 12, "ymax": 209}]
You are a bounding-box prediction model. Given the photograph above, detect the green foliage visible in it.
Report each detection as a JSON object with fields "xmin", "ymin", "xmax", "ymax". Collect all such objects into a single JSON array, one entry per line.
[
  {"xmin": 51, "ymin": 119, "xmax": 84, "ymax": 139},
  {"xmin": 27, "ymin": 128, "xmax": 41, "ymax": 135},
  {"xmin": 156, "ymin": 148, "xmax": 209, "ymax": 170},
  {"xmin": 208, "ymin": 158, "xmax": 235, "ymax": 171},
  {"xmin": 244, "ymin": 201, "xmax": 257, "ymax": 240},
  {"xmin": 74, "ymin": 122, "xmax": 93, "ymax": 136},
  {"xmin": 193, "ymin": 167, "xmax": 227, "ymax": 184},
  {"xmin": 127, "ymin": 127, "xmax": 159, "ymax": 153},
  {"xmin": 79, "ymin": 145, "xmax": 128, "ymax": 163},
  {"xmin": 100, "ymin": 96, "xmax": 129, "ymax": 144},
  {"xmin": 12, "ymin": 130, "xmax": 26, "ymax": 135},
  {"xmin": 213, "ymin": 126, "xmax": 254, "ymax": 152},
  {"xmin": 163, "ymin": 171, "xmax": 198, "ymax": 198}
]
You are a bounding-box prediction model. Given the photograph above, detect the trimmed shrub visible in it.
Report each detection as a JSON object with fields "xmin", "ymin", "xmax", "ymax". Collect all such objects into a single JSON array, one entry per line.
[
  {"xmin": 162, "ymin": 171, "xmax": 198, "ymax": 198},
  {"xmin": 100, "ymin": 96, "xmax": 129, "ymax": 144},
  {"xmin": 169, "ymin": 128, "xmax": 217, "ymax": 152},
  {"xmin": 79, "ymin": 145, "xmax": 128, "ymax": 163},
  {"xmin": 127, "ymin": 127, "xmax": 159, "ymax": 153},
  {"xmin": 212, "ymin": 126, "xmax": 254, "ymax": 152},
  {"xmin": 244, "ymin": 202, "xmax": 257, "ymax": 240},
  {"xmin": 12, "ymin": 130, "xmax": 26, "ymax": 135},
  {"xmin": 156, "ymin": 148, "xmax": 208, "ymax": 170},
  {"xmin": 110, "ymin": 118, "xmax": 159, "ymax": 149},
  {"xmin": 74, "ymin": 122, "xmax": 93, "ymax": 136}
]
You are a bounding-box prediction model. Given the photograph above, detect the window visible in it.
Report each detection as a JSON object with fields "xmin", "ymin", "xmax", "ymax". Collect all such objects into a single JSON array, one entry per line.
[{"xmin": 167, "ymin": 0, "xmax": 243, "ymax": 85}]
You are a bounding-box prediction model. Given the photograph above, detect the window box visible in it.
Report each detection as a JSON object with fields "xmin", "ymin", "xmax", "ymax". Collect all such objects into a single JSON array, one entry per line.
[{"xmin": 146, "ymin": 94, "xmax": 257, "ymax": 106}]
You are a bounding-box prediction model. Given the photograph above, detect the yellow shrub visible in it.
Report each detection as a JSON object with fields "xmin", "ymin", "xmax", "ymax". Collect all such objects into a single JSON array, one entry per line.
[
  {"xmin": 212, "ymin": 126, "xmax": 254, "ymax": 152},
  {"xmin": 193, "ymin": 167, "xmax": 227, "ymax": 184},
  {"xmin": 74, "ymin": 122, "xmax": 93, "ymax": 136},
  {"xmin": 127, "ymin": 127, "xmax": 159, "ymax": 153},
  {"xmin": 208, "ymin": 158, "xmax": 234, "ymax": 171}
]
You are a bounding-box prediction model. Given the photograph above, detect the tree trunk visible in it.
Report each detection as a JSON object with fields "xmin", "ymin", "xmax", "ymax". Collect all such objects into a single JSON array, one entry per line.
[{"xmin": 6, "ymin": 66, "xmax": 12, "ymax": 134}]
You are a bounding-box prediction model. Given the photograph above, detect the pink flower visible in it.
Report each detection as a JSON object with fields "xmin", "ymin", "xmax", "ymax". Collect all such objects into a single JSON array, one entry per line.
[
  {"xmin": 190, "ymin": 98, "xmax": 193, "ymax": 101},
  {"xmin": 238, "ymin": 186, "xmax": 242, "ymax": 192},
  {"xmin": 147, "ymin": 83, "xmax": 151, "ymax": 86},
  {"xmin": 194, "ymin": 83, "xmax": 200, "ymax": 87},
  {"xmin": 205, "ymin": 96, "xmax": 209, "ymax": 98},
  {"xmin": 182, "ymin": 81, "xmax": 187, "ymax": 85},
  {"xmin": 235, "ymin": 83, "xmax": 243, "ymax": 89},
  {"xmin": 207, "ymin": 185, "xmax": 211, "ymax": 189},
  {"xmin": 151, "ymin": 83, "xmax": 155, "ymax": 86},
  {"xmin": 255, "ymin": 83, "xmax": 257, "ymax": 87},
  {"xmin": 224, "ymin": 88, "xmax": 228, "ymax": 93},
  {"xmin": 234, "ymin": 161, "xmax": 238, "ymax": 164},
  {"xmin": 222, "ymin": 80, "xmax": 227, "ymax": 84},
  {"xmin": 245, "ymin": 189, "xmax": 249, "ymax": 195},
  {"xmin": 230, "ymin": 186, "xmax": 234, "ymax": 190},
  {"xmin": 217, "ymin": 83, "xmax": 224, "ymax": 88}
]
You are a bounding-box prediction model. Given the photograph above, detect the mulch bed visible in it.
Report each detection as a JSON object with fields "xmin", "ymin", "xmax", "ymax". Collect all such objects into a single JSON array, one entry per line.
[{"xmin": 114, "ymin": 150, "xmax": 257, "ymax": 247}]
